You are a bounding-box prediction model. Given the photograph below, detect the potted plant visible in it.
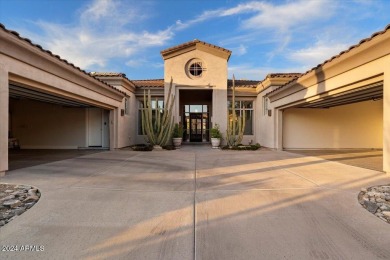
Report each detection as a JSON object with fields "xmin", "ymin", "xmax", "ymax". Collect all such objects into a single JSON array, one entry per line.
[
  {"xmin": 172, "ymin": 123, "xmax": 183, "ymax": 148},
  {"xmin": 210, "ymin": 124, "xmax": 222, "ymax": 148}
]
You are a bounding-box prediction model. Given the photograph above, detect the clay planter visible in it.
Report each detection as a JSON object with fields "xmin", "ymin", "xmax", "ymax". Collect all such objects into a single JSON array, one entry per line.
[
  {"xmin": 172, "ymin": 137, "xmax": 183, "ymax": 148},
  {"xmin": 211, "ymin": 138, "xmax": 221, "ymax": 148}
]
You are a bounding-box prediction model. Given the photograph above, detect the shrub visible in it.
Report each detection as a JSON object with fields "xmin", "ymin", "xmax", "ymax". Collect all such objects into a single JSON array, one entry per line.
[
  {"xmin": 210, "ymin": 124, "xmax": 222, "ymax": 139},
  {"xmin": 130, "ymin": 144, "xmax": 153, "ymax": 151},
  {"xmin": 172, "ymin": 123, "xmax": 183, "ymax": 138},
  {"xmin": 221, "ymin": 144, "xmax": 261, "ymax": 151},
  {"xmin": 162, "ymin": 145, "xmax": 176, "ymax": 150}
]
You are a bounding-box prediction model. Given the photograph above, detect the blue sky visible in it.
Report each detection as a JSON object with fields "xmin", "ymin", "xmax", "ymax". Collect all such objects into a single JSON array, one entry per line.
[{"xmin": 1, "ymin": 0, "xmax": 389, "ymax": 80}]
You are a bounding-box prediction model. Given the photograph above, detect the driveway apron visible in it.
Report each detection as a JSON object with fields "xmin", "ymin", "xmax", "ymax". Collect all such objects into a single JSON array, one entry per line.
[{"xmin": 1, "ymin": 148, "xmax": 389, "ymax": 259}]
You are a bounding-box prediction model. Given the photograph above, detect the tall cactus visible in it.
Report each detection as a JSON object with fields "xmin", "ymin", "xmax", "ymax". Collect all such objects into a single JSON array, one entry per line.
[
  {"xmin": 226, "ymin": 75, "xmax": 246, "ymax": 147},
  {"xmin": 141, "ymin": 77, "xmax": 175, "ymax": 148}
]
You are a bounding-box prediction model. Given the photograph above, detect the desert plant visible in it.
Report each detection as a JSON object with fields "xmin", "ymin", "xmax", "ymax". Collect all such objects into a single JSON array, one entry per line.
[
  {"xmin": 226, "ymin": 75, "xmax": 246, "ymax": 147},
  {"xmin": 141, "ymin": 77, "xmax": 175, "ymax": 147},
  {"xmin": 210, "ymin": 124, "xmax": 222, "ymax": 139},
  {"xmin": 172, "ymin": 123, "xmax": 183, "ymax": 138},
  {"xmin": 130, "ymin": 144, "xmax": 153, "ymax": 151}
]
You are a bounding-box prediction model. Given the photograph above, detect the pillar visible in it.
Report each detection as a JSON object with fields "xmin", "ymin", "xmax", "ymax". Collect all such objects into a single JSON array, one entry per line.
[
  {"xmin": 0, "ymin": 66, "xmax": 9, "ymax": 176},
  {"xmin": 384, "ymin": 65, "xmax": 390, "ymax": 173},
  {"xmin": 275, "ymin": 109, "xmax": 283, "ymax": 150},
  {"xmin": 109, "ymin": 109, "xmax": 118, "ymax": 150}
]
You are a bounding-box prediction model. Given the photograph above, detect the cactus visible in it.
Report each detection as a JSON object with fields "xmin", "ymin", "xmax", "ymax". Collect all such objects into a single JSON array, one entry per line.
[
  {"xmin": 226, "ymin": 75, "xmax": 246, "ymax": 147},
  {"xmin": 141, "ymin": 77, "xmax": 175, "ymax": 148}
]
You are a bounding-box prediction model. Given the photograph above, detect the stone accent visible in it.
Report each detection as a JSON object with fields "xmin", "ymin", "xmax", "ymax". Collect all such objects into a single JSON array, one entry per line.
[
  {"xmin": 0, "ymin": 184, "xmax": 40, "ymax": 227},
  {"xmin": 358, "ymin": 184, "xmax": 390, "ymax": 224}
]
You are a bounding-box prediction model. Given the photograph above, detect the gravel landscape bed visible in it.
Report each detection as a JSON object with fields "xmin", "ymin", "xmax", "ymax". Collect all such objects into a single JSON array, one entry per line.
[
  {"xmin": 0, "ymin": 183, "xmax": 41, "ymax": 227},
  {"xmin": 358, "ymin": 184, "xmax": 390, "ymax": 224}
]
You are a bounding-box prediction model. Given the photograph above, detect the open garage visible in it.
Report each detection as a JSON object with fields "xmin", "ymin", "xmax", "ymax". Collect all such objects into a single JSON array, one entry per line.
[
  {"xmin": 265, "ymin": 26, "xmax": 390, "ymax": 173},
  {"xmin": 0, "ymin": 24, "xmax": 128, "ymax": 175},
  {"xmin": 282, "ymin": 82, "xmax": 383, "ymax": 172},
  {"xmin": 283, "ymin": 83, "xmax": 383, "ymax": 150},
  {"xmin": 9, "ymin": 85, "xmax": 110, "ymax": 150}
]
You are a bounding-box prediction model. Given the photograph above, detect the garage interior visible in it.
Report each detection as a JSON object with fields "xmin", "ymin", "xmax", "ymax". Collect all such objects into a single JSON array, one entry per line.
[
  {"xmin": 283, "ymin": 81, "xmax": 384, "ymax": 172},
  {"xmin": 8, "ymin": 83, "xmax": 110, "ymax": 171}
]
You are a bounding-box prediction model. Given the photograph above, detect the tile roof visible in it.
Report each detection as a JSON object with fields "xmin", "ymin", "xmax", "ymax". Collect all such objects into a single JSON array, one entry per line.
[
  {"xmin": 0, "ymin": 23, "xmax": 125, "ymax": 96},
  {"xmin": 266, "ymin": 73, "xmax": 301, "ymax": 79},
  {"xmin": 129, "ymin": 78, "xmax": 259, "ymax": 88},
  {"xmin": 161, "ymin": 39, "xmax": 231, "ymax": 57},
  {"xmin": 228, "ymin": 79, "xmax": 260, "ymax": 88},
  {"xmin": 269, "ymin": 23, "xmax": 390, "ymax": 95},
  {"xmin": 90, "ymin": 72, "xmax": 127, "ymax": 77},
  {"xmin": 132, "ymin": 79, "xmax": 164, "ymax": 88}
]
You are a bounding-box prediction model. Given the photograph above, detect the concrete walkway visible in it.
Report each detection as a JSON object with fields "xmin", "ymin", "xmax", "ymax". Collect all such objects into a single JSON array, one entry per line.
[{"xmin": 0, "ymin": 147, "xmax": 389, "ymax": 259}]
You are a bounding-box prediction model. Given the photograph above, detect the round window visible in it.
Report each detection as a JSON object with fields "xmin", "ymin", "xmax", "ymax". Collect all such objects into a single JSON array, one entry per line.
[{"xmin": 186, "ymin": 59, "xmax": 206, "ymax": 79}]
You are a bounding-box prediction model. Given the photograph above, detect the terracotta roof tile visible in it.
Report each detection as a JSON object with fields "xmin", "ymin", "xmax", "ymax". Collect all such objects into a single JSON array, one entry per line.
[
  {"xmin": 161, "ymin": 39, "xmax": 231, "ymax": 57},
  {"xmin": 0, "ymin": 23, "xmax": 126, "ymax": 96},
  {"xmin": 228, "ymin": 79, "xmax": 259, "ymax": 88},
  {"xmin": 266, "ymin": 73, "xmax": 301, "ymax": 78},
  {"xmin": 132, "ymin": 79, "xmax": 164, "ymax": 88},
  {"xmin": 269, "ymin": 23, "xmax": 390, "ymax": 95},
  {"xmin": 90, "ymin": 72, "xmax": 127, "ymax": 77}
]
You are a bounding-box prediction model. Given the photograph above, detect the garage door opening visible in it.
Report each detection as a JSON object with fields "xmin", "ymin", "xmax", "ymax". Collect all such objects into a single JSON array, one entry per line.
[
  {"xmin": 8, "ymin": 84, "xmax": 110, "ymax": 170},
  {"xmin": 282, "ymin": 82, "xmax": 383, "ymax": 172}
]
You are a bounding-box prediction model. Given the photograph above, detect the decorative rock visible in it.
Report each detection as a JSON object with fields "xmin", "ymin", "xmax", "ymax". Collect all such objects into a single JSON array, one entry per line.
[
  {"xmin": 360, "ymin": 184, "xmax": 390, "ymax": 224},
  {"xmin": 364, "ymin": 200, "xmax": 379, "ymax": 213},
  {"xmin": 380, "ymin": 205, "xmax": 390, "ymax": 211},
  {"xmin": 0, "ymin": 184, "xmax": 40, "ymax": 228},
  {"xmin": 2, "ymin": 199, "xmax": 22, "ymax": 208},
  {"xmin": 1, "ymin": 195, "xmax": 15, "ymax": 201},
  {"xmin": 16, "ymin": 185, "xmax": 32, "ymax": 190},
  {"xmin": 14, "ymin": 207, "xmax": 26, "ymax": 216},
  {"xmin": 27, "ymin": 188, "xmax": 39, "ymax": 198},
  {"xmin": 25, "ymin": 202, "xmax": 35, "ymax": 209},
  {"xmin": 24, "ymin": 195, "xmax": 39, "ymax": 203},
  {"xmin": 383, "ymin": 211, "xmax": 390, "ymax": 217},
  {"xmin": 3, "ymin": 211, "xmax": 15, "ymax": 218}
]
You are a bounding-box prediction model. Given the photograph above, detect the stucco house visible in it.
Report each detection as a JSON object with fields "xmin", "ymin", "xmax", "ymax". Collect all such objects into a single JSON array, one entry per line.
[{"xmin": 0, "ymin": 23, "xmax": 389, "ymax": 176}]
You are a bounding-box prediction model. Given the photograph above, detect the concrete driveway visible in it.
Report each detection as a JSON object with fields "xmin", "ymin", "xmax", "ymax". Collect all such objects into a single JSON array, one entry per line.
[{"xmin": 0, "ymin": 147, "xmax": 389, "ymax": 259}]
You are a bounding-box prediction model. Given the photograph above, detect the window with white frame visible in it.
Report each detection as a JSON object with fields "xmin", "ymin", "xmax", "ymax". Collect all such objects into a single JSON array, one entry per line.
[
  {"xmin": 138, "ymin": 99, "xmax": 164, "ymax": 135},
  {"xmin": 227, "ymin": 100, "xmax": 253, "ymax": 135}
]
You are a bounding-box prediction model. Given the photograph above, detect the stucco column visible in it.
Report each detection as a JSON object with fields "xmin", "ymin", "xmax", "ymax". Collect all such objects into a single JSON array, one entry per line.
[
  {"xmin": 0, "ymin": 66, "xmax": 9, "ymax": 176},
  {"xmin": 109, "ymin": 109, "xmax": 118, "ymax": 150},
  {"xmin": 213, "ymin": 88, "xmax": 227, "ymax": 143},
  {"xmin": 275, "ymin": 109, "xmax": 283, "ymax": 150},
  {"xmin": 384, "ymin": 67, "xmax": 390, "ymax": 173}
]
